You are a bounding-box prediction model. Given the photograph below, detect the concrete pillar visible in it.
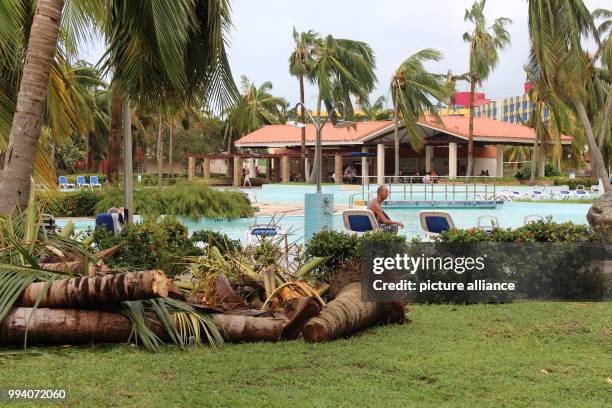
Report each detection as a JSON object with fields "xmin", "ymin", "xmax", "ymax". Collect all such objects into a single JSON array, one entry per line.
[
  {"xmin": 376, "ymin": 144, "xmax": 385, "ymax": 185},
  {"xmin": 425, "ymin": 145, "xmax": 433, "ymax": 173},
  {"xmin": 448, "ymin": 143, "xmax": 457, "ymax": 179},
  {"xmin": 202, "ymin": 158, "xmax": 210, "ymax": 181},
  {"xmin": 188, "ymin": 156, "xmax": 195, "ymax": 180},
  {"xmin": 249, "ymin": 158, "xmax": 256, "ymax": 177},
  {"xmin": 495, "ymin": 145, "xmax": 504, "ymax": 178},
  {"xmin": 334, "ymin": 154, "xmax": 343, "ymax": 184},
  {"xmin": 361, "ymin": 146, "xmax": 369, "ymax": 186},
  {"xmin": 273, "ymin": 157, "xmax": 280, "ymax": 181},
  {"xmin": 305, "ymin": 157, "xmax": 311, "ymax": 180},
  {"xmin": 233, "ymin": 155, "xmax": 242, "ymax": 187},
  {"xmin": 281, "ymin": 155, "xmax": 290, "ymax": 183}
]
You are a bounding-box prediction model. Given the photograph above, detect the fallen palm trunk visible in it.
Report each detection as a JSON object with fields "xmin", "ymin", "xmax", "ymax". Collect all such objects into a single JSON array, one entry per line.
[
  {"xmin": 210, "ymin": 314, "xmax": 285, "ymax": 342},
  {"xmin": 0, "ymin": 308, "xmax": 163, "ymax": 346},
  {"xmin": 19, "ymin": 270, "xmax": 169, "ymax": 308},
  {"xmin": 302, "ymin": 282, "xmax": 406, "ymax": 342},
  {"xmin": 282, "ymin": 297, "xmax": 322, "ymax": 340}
]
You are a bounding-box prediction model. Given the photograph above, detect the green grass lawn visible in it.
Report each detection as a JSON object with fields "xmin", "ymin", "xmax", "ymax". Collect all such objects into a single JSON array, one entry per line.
[{"xmin": 1, "ymin": 302, "xmax": 610, "ymax": 407}]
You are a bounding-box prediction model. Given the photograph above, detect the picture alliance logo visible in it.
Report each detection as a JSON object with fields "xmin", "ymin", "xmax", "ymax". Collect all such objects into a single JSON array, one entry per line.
[{"xmin": 371, "ymin": 254, "xmax": 487, "ymax": 275}]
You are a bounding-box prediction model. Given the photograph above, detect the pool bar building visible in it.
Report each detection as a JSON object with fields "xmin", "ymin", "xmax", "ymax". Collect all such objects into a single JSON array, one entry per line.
[{"xmin": 232, "ymin": 115, "xmax": 572, "ymax": 184}]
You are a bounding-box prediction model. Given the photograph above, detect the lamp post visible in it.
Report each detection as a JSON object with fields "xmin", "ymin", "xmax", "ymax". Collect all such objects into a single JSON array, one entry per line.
[
  {"xmin": 288, "ymin": 101, "xmax": 355, "ymax": 193},
  {"xmin": 287, "ymin": 102, "xmax": 356, "ymax": 242}
]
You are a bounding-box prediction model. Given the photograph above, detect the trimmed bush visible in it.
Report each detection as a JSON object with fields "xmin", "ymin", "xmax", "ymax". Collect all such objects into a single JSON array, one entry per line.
[
  {"xmin": 515, "ymin": 162, "xmax": 560, "ymax": 180},
  {"xmin": 92, "ymin": 216, "xmax": 201, "ymax": 276},
  {"xmin": 94, "ymin": 183, "xmax": 253, "ymax": 220},
  {"xmin": 190, "ymin": 229, "xmax": 242, "ymax": 254},
  {"xmin": 552, "ymin": 177, "xmax": 598, "ymax": 190},
  {"xmin": 38, "ymin": 189, "xmax": 104, "ymax": 217}
]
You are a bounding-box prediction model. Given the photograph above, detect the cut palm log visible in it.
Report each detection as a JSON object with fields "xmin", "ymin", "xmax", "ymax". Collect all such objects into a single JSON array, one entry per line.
[
  {"xmin": 0, "ymin": 308, "xmax": 163, "ymax": 346},
  {"xmin": 210, "ymin": 314, "xmax": 285, "ymax": 342},
  {"xmin": 19, "ymin": 270, "xmax": 169, "ymax": 308},
  {"xmin": 282, "ymin": 297, "xmax": 321, "ymax": 340},
  {"xmin": 302, "ymin": 282, "xmax": 406, "ymax": 343}
]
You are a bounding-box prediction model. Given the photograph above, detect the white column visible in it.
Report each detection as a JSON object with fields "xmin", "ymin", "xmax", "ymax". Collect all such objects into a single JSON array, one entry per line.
[
  {"xmin": 305, "ymin": 157, "xmax": 311, "ymax": 179},
  {"xmin": 249, "ymin": 158, "xmax": 256, "ymax": 176},
  {"xmin": 496, "ymin": 144, "xmax": 504, "ymax": 178},
  {"xmin": 361, "ymin": 146, "xmax": 369, "ymax": 186},
  {"xmin": 376, "ymin": 143, "xmax": 385, "ymax": 185},
  {"xmin": 448, "ymin": 142, "xmax": 457, "ymax": 179},
  {"xmin": 425, "ymin": 145, "xmax": 433, "ymax": 173}
]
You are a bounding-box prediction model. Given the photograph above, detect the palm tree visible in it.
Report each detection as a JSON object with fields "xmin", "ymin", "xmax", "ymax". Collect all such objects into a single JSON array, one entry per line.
[
  {"xmin": 289, "ymin": 28, "xmax": 320, "ymax": 182},
  {"xmin": 223, "ymin": 76, "xmax": 288, "ymax": 147},
  {"xmin": 356, "ymin": 96, "xmax": 392, "ymax": 121},
  {"xmin": 463, "ymin": 0, "xmax": 511, "ymax": 176},
  {"xmin": 390, "ymin": 49, "xmax": 448, "ymax": 182},
  {"xmin": 0, "ymin": 0, "xmax": 238, "ymax": 213},
  {"xmin": 528, "ymin": 0, "xmax": 611, "ymax": 191},
  {"xmin": 441, "ymin": 70, "xmax": 468, "ymax": 107},
  {"xmin": 308, "ymin": 35, "xmax": 377, "ymax": 182}
]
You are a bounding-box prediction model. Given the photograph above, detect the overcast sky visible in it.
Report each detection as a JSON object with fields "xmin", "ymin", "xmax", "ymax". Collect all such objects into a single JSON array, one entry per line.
[{"xmin": 83, "ymin": 0, "xmax": 609, "ymax": 108}]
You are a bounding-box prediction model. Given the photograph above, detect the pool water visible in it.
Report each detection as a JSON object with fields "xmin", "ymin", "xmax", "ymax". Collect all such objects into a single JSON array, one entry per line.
[
  {"xmin": 232, "ymin": 183, "xmax": 597, "ymax": 205},
  {"xmin": 57, "ymin": 200, "xmax": 591, "ymax": 245}
]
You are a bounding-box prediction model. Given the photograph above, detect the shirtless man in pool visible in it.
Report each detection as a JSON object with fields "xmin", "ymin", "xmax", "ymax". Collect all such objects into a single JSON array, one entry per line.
[{"xmin": 367, "ymin": 185, "xmax": 405, "ymax": 233}]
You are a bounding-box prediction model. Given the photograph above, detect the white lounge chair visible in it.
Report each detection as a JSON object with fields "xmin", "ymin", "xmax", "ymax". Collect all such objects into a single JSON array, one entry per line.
[
  {"xmin": 531, "ymin": 186, "xmax": 547, "ymax": 200},
  {"xmin": 476, "ymin": 215, "xmax": 499, "ymax": 233},
  {"xmin": 574, "ymin": 185, "xmax": 590, "ymax": 199},
  {"xmin": 420, "ymin": 211, "xmax": 455, "ymax": 241},
  {"xmin": 342, "ymin": 209, "xmax": 380, "ymax": 234},
  {"xmin": 523, "ymin": 215, "xmax": 544, "ymax": 225},
  {"xmin": 556, "ymin": 186, "xmax": 572, "ymax": 200}
]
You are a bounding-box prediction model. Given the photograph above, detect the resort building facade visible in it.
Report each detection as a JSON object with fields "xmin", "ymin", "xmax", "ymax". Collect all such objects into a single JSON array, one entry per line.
[{"xmin": 232, "ymin": 115, "xmax": 571, "ymax": 183}]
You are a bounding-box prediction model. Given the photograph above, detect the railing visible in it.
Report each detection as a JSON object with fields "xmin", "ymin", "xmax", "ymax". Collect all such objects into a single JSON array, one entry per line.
[{"xmin": 352, "ymin": 175, "xmax": 497, "ymax": 204}]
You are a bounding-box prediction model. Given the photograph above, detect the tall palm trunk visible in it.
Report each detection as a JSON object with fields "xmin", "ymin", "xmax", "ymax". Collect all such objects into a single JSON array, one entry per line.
[
  {"xmin": 575, "ymin": 101, "xmax": 611, "ymax": 192},
  {"xmin": 529, "ymin": 137, "xmax": 538, "ymax": 186},
  {"xmin": 0, "ymin": 0, "xmax": 64, "ymax": 214},
  {"xmin": 299, "ymin": 75, "xmax": 307, "ymax": 182},
  {"xmin": 466, "ymin": 77, "xmax": 476, "ymax": 177},
  {"xmin": 106, "ymin": 84, "xmax": 123, "ymax": 184},
  {"xmin": 157, "ymin": 114, "xmax": 164, "ymax": 185},
  {"xmin": 168, "ymin": 122, "xmax": 174, "ymax": 176},
  {"xmin": 393, "ymin": 91, "xmax": 400, "ymax": 183}
]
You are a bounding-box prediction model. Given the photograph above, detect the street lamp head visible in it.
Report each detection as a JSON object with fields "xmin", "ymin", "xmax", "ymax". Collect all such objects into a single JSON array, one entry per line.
[
  {"xmin": 286, "ymin": 120, "xmax": 306, "ymax": 128},
  {"xmin": 334, "ymin": 120, "xmax": 357, "ymax": 129}
]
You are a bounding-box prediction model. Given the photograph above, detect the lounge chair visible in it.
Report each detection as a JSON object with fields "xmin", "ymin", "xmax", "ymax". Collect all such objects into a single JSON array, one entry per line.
[
  {"xmin": 574, "ymin": 189, "xmax": 590, "ymax": 199},
  {"xmin": 89, "ymin": 175, "xmax": 102, "ymax": 188},
  {"xmin": 58, "ymin": 176, "xmax": 75, "ymax": 190},
  {"xmin": 342, "ymin": 209, "xmax": 380, "ymax": 234},
  {"xmin": 244, "ymin": 224, "xmax": 287, "ymax": 248},
  {"xmin": 476, "ymin": 215, "xmax": 499, "ymax": 233},
  {"xmin": 76, "ymin": 175, "xmax": 90, "ymax": 188},
  {"xmin": 420, "ymin": 211, "xmax": 455, "ymax": 241},
  {"xmin": 531, "ymin": 186, "xmax": 547, "ymax": 200},
  {"xmin": 556, "ymin": 186, "xmax": 572, "ymax": 200},
  {"xmin": 523, "ymin": 215, "xmax": 544, "ymax": 225}
]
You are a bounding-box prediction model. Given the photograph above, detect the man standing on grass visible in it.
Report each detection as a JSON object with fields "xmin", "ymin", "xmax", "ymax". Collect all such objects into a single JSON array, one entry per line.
[{"xmin": 367, "ymin": 185, "xmax": 405, "ymax": 233}]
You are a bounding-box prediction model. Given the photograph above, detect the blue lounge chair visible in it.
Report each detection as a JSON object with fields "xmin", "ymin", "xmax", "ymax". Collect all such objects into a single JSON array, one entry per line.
[
  {"xmin": 89, "ymin": 175, "xmax": 102, "ymax": 188},
  {"xmin": 420, "ymin": 211, "xmax": 455, "ymax": 240},
  {"xmin": 574, "ymin": 185, "xmax": 590, "ymax": 199},
  {"xmin": 342, "ymin": 209, "xmax": 380, "ymax": 234},
  {"xmin": 58, "ymin": 176, "xmax": 75, "ymax": 189},
  {"xmin": 76, "ymin": 175, "xmax": 89, "ymax": 188}
]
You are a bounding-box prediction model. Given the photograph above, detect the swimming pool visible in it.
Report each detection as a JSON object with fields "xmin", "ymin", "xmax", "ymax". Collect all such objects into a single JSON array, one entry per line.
[
  {"xmin": 57, "ymin": 201, "xmax": 592, "ymax": 244},
  {"xmin": 231, "ymin": 183, "xmax": 597, "ymax": 205}
]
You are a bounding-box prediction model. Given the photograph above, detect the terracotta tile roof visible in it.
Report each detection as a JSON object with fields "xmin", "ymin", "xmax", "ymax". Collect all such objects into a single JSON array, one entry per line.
[
  {"xmin": 420, "ymin": 116, "xmax": 573, "ymax": 142},
  {"xmin": 235, "ymin": 121, "xmax": 392, "ymax": 146},
  {"xmin": 235, "ymin": 116, "xmax": 572, "ymax": 146}
]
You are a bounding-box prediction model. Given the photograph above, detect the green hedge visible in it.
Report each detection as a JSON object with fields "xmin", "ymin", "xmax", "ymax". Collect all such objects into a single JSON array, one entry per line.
[
  {"xmin": 515, "ymin": 163, "xmax": 560, "ymax": 180},
  {"xmin": 38, "ymin": 189, "xmax": 103, "ymax": 217},
  {"xmin": 552, "ymin": 177, "xmax": 599, "ymax": 190}
]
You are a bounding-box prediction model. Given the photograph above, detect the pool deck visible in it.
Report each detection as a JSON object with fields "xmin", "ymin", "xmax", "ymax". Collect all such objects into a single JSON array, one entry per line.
[{"xmin": 255, "ymin": 202, "xmax": 350, "ymax": 216}]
